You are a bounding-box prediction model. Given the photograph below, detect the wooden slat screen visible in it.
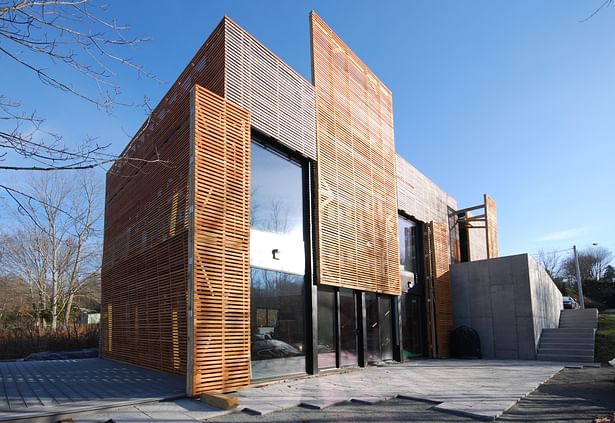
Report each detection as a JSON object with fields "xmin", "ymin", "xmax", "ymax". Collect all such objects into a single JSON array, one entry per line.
[
  {"xmin": 223, "ymin": 17, "xmax": 317, "ymax": 160},
  {"xmin": 395, "ymin": 154, "xmax": 458, "ymax": 226},
  {"xmin": 431, "ymin": 221, "xmax": 453, "ymax": 358},
  {"xmin": 190, "ymin": 85, "xmax": 251, "ymax": 395},
  {"xmin": 310, "ymin": 12, "xmax": 400, "ymax": 295},
  {"xmin": 484, "ymin": 194, "xmax": 498, "ymax": 259},
  {"xmin": 101, "ymin": 19, "xmax": 226, "ymax": 378}
]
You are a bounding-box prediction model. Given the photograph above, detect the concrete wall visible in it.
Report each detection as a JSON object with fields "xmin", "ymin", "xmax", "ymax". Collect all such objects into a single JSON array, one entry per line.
[
  {"xmin": 451, "ymin": 254, "xmax": 562, "ymax": 359},
  {"xmin": 528, "ymin": 257, "xmax": 563, "ymax": 347}
]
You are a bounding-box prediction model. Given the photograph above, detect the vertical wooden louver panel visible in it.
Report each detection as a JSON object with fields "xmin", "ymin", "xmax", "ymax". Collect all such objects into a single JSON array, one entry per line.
[
  {"xmin": 190, "ymin": 85, "xmax": 251, "ymax": 395},
  {"xmin": 430, "ymin": 221, "xmax": 453, "ymax": 358},
  {"xmin": 101, "ymin": 19, "xmax": 226, "ymax": 379},
  {"xmin": 484, "ymin": 194, "xmax": 498, "ymax": 259},
  {"xmin": 310, "ymin": 12, "xmax": 400, "ymax": 295},
  {"xmin": 223, "ymin": 17, "xmax": 317, "ymax": 160}
]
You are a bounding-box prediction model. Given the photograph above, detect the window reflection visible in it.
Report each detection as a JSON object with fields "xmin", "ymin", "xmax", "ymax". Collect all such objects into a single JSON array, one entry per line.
[
  {"xmin": 251, "ymin": 268, "xmax": 305, "ymax": 379},
  {"xmin": 399, "ymin": 216, "xmax": 417, "ymax": 290},
  {"xmin": 339, "ymin": 288, "xmax": 357, "ymax": 366},
  {"xmin": 318, "ymin": 287, "xmax": 336, "ymax": 369},
  {"xmin": 250, "ymin": 142, "xmax": 305, "ymax": 275},
  {"xmin": 251, "ymin": 143, "xmax": 303, "ymax": 238},
  {"xmin": 399, "ymin": 216, "xmax": 416, "ymax": 273},
  {"xmin": 249, "ymin": 141, "xmax": 307, "ymax": 379}
]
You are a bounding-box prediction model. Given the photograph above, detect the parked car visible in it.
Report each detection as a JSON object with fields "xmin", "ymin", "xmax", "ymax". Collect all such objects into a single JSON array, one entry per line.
[{"xmin": 562, "ymin": 296, "xmax": 579, "ymax": 309}]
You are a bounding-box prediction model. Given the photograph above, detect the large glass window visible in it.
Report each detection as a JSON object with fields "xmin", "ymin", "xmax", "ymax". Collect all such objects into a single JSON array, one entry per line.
[
  {"xmin": 398, "ymin": 215, "xmax": 425, "ymax": 359},
  {"xmin": 250, "ymin": 141, "xmax": 307, "ymax": 380},
  {"xmin": 399, "ymin": 216, "xmax": 417, "ymax": 290},
  {"xmin": 250, "ymin": 143, "xmax": 304, "ymax": 275}
]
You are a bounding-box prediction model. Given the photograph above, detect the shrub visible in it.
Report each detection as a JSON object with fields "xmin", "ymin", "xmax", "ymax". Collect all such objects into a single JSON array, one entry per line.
[{"xmin": 0, "ymin": 323, "xmax": 99, "ymax": 360}]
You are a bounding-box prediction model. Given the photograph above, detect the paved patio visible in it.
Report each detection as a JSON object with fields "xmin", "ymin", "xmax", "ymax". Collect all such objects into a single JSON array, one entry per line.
[
  {"xmin": 72, "ymin": 359, "xmax": 570, "ymax": 422},
  {"xmin": 0, "ymin": 358, "xmax": 184, "ymax": 422}
]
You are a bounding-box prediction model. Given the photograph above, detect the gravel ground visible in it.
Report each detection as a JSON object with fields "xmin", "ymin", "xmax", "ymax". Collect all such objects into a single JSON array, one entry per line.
[{"xmin": 206, "ymin": 367, "xmax": 615, "ymax": 423}]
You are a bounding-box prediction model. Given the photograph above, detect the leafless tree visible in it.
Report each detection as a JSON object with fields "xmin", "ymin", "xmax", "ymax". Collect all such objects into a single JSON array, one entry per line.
[
  {"xmin": 2, "ymin": 171, "xmax": 101, "ymax": 331},
  {"xmin": 0, "ymin": 0, "xmax": 162, "ymax": 172},
  {"xmin": 536, "ymin": 249, "xmax": 563, "ymax": 280},
  {"xmin": 0, "ymin": 274, "xmax": 31, "ymax": 323},
  {"xmin": 562, "ymin": 246, "xmax": 614, "ymax": 282}
]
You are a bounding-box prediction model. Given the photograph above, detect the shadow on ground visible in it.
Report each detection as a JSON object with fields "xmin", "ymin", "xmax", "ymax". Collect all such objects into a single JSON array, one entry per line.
[{"xmin": 498, "ymin": 367, "xmax": 615, "ymax": 422}]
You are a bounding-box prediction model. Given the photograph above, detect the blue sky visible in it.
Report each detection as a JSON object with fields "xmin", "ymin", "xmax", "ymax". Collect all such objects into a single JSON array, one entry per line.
[{"xmin": 2, "ymin": 0, "xmax": 613, "ymax": 259}]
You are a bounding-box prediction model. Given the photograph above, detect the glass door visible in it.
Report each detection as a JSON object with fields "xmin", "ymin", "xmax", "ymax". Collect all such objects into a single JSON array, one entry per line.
[
  {"xmin": 379, "ymin": 296, "xmax": 393, "ymax": 361},
  {"xmin": 365, "ymin": 293, "xmax": 394, "ymax": 363},
  {"xmin": 317, "ymin": 287, "xmax": 336, "ymax": 369},
  {"xmin": 339, "ymin": 288, "xmax": 357, "ymax": 366}
]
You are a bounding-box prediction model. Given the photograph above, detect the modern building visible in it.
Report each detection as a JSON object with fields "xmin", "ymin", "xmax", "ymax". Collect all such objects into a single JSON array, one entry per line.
[{"xmin": 101, "ymin": 12, "xmax": 498, "ymax": 396}]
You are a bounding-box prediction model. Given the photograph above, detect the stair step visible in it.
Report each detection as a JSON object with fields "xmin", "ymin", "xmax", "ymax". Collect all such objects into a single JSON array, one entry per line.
[
  {"xmin": 539, "ymin": 336, "xmax": 595, "ymax": 342},
  {"xmin": 542, "ymin": 328, "xmax": 595, "ymax": 334},
  {"xmin": 539, "ymin": 347, "xmax": 594, "ymax": 355},
  {"xmin": 537, "ymin": 354, "xmax": 595, "ymax": 363},
  {"xmin": 561, "ymin": 309, "xmax": 598, "ymax": 313},
  {"xmin": 537, "ymin": 310, "xmax": 597, "ymax": 364},
  {"xmin": 559, "ymin": 325, "xmax": 597, "ymax": 329},
  {"xmin": 539, "ymin": 341, "xmax": 594, "ymax": 349},
  {"xmin": 560, "ymin": 318, "xmax": 598, "ymax": 322},
  {"xmin": 540, "ymin": 334, "xmax": 595, "ymax": 340}
]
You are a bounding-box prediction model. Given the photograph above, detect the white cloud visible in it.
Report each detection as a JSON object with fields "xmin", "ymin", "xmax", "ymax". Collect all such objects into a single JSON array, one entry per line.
[{"xmin": 535, "ymin": 227, "xmax": 588, "ymax": 242}]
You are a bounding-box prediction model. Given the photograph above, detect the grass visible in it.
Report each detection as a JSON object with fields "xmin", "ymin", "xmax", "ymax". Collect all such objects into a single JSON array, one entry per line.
[{"xmin": 595, "ymin": 313, "xmax": 615, "ymax": 364}]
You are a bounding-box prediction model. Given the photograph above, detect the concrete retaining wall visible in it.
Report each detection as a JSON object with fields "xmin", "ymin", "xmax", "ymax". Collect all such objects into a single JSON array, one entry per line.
[{"xmin": 451, "ymin": 254, "xmax": 562, "ymax": 359}]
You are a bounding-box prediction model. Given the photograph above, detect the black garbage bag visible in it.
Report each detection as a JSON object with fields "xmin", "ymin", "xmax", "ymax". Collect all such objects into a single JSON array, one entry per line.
[{"xmin": 450, "ymin": 325, "xmax": 481, "ymax": 358}]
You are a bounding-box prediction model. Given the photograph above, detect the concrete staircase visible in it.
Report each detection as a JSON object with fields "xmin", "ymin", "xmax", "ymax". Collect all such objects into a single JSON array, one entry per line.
[{"xmin": 537, "ymin": 308, "xmax": 598, "ymax": 363}]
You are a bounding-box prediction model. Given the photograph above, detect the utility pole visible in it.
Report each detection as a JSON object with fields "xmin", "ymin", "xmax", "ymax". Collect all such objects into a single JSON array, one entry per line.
[{"xmin": 573, "ymin": 245, "xmax": 585, "ymax": 309}]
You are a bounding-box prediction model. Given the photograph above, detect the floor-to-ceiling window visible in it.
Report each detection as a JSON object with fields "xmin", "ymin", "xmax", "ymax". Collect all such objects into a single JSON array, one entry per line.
[
  {"xmin": 250, "ymin": 141, "xmax": 307, "ymax": 380},
  {"xmin": 399, "ymin": 215, "xmax": 426, "ymax": 358}
]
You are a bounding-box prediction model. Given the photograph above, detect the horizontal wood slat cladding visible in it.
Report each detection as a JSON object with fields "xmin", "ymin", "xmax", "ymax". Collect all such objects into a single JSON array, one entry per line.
[
  {"xmin": 223, "ymin": 18, "xmax": 317, "ymax": 160},
  {"xmin": 310, "ymin": 12, "xmax": 400, "ymax": 295},
  {"xmin": 431, "ymin": 221, "xmax": 453, "ymax": 358},
  {"xmin": 484, "ymin": 194, "xmax": 498, "ymax": 259},
  {"xmin": 190, "ymin": 85, "xmax": 251, "ymax": 395},
  {"xmin": 396, "ymin": 155, "xmax": 458, "ymax": 226},
  {"xmin": 101, "ymin": 20, "xmax": 226, "ymax": 377}
]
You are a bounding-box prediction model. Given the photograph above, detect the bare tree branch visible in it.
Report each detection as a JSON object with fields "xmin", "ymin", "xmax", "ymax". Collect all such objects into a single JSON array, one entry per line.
[
  {"xmin": 0, "ymin": 0, "xmax": 166, "ymax": 174},
  {"xmin": 580, "ymin": 0, "xmax": 613, "ymax": 22}
]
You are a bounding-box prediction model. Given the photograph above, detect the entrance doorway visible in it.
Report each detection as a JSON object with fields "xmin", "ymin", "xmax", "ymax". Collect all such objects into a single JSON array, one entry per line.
[{"xmin": 365, "ymin": 293, "xmax": 394, "ymax": 363}]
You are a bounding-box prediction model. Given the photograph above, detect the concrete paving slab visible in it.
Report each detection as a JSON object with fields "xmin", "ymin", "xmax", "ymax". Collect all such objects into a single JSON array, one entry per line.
[
  {"xmin": 435, "ymin": 399, "xmax": 517, "ymax": 420},
  {"xmin": 26, "ymin": 359, "xmax": 568, "ymax": 422},
  {"xmin": 0, "ymin": 358, "xmax": 184, "ymax": 422},
  {"xmin": 216, "ymin": 359, "xmax": 564, "ymax": 420}
]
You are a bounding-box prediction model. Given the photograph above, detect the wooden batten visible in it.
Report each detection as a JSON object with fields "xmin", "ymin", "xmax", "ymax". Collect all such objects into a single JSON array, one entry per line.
[
  {"xmin": 484, "ymin": 194, "xmax": 498, "ymax": 259},
  {"xmin": 310, "ymin": 12, "xmax": 400, "ymax": 295},
  {"xmin": 223, "ymin": 17, "xmax": 317, "ymax": 160},
  {"xmin": 431, "ymin": 221, "xmax": 453, "ymax": 358},
  {"xmin": 190, "ymin": 85, "xmax": 251, "ymax": 395},
  {"xmin": 102, "ymin": 18, "xmax": 226, "ymax": 382}
]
